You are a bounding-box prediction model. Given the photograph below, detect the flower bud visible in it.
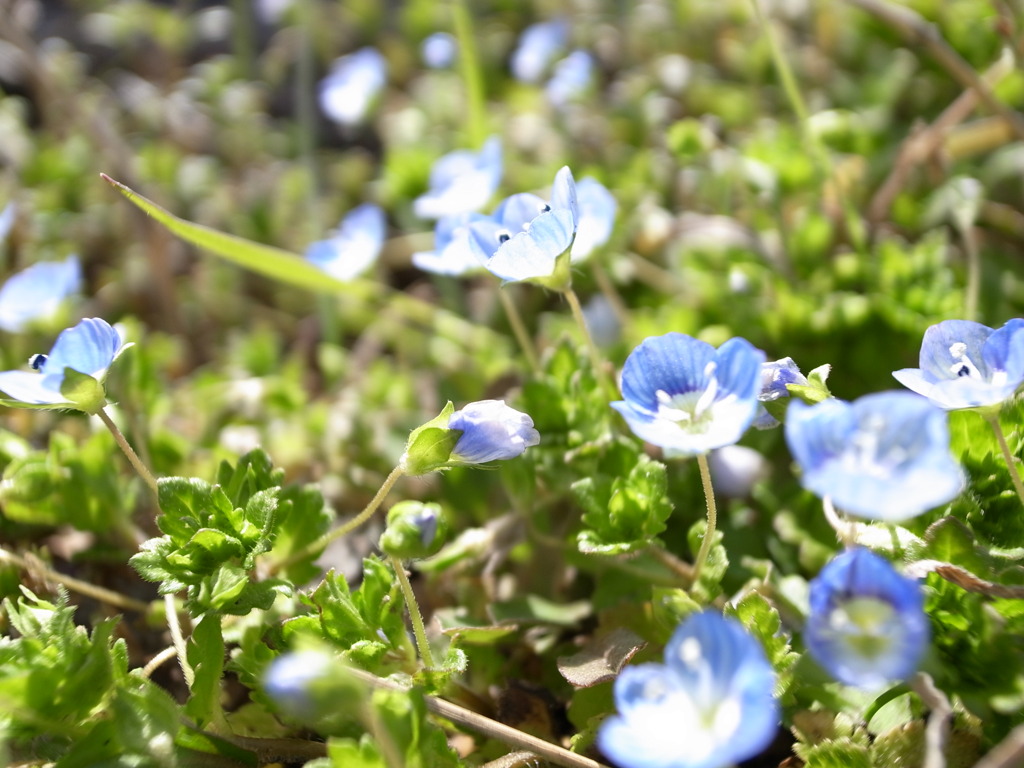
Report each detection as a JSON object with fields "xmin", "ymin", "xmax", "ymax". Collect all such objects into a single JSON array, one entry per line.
[{"xmin": 379, "ymin": 501, "xmax": 448, "ymax": 560}]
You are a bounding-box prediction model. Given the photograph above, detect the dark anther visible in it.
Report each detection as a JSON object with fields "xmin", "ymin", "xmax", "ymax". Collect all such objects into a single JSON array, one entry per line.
[
  {"xmin": 956, "ymin": 365, "xmax": 971, "ymax": 377},
  {"xmin": 29, "ymin": 354, "xmax": 47, "ymax": 370}
]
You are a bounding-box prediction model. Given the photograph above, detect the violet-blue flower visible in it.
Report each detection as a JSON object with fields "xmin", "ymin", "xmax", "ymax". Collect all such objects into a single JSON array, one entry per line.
[
  {"xmin": 598, "ymin": 611, "xmax": 778, "ymax": 768},
  {"xmin": 0, "ymin": 317, "xmax": 127, "ymax": 411},
  {"xmin": 785, "ymin": 391, "xmax": 964, "ymax": 521},
  {"xmin": 546, "ymin": 50, "xmax": 594, "ymax": 109},
  {"xmin": 570, "ymin": 176, "xmax": 617, "ymax": 263},
  {"xmin": 449, "ymin": 399, "xmax": 540, "ymax": 464},
  {"xmin": 305, "ymin": 203, "xmax": 385, "ymax": 281},
  {"xmin": 893, "ymin": 319, "xmax": 1024, "ymax": 411},
  {"xmin": 752, "ymin": 357, "xmax": 808, "ymax": 429},
  {"xmin": 469, "ymin": 166, "xmax": 579, "ymax": 288},
  {"xmin": 806, "ymin": 548, "xmax": 929, "ymax": 690},
  {"xmin": 612, "ymin": 333, "xmax": 765, "ymax": 457},
  {"xmin": 0, "ymin": 255, "xmax": 82, "ymax": 333},
  {"xmin": 318, "ymin": 47, "xmax": 387, "ymax": 127},
  {"xmin": 413, "ymin": 137, "xmax": 503, "ymax": 220},
  {"xmin": 263, "ymin": 649, "xmax": 333, "ymax": 719},
  {"xmin": 422, "ymin": 32, "xmax": 457, "ymax": 69},
  {"xmin": 511, "ymin": 19, "xmax": 569, "ymax": 83},
  {"xmin": 411, "ymin": 212, "xmax": 488, "ymax": 276}
]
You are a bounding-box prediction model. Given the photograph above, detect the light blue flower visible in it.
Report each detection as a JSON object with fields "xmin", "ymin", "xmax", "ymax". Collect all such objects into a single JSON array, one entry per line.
[
  {"xmin": 411, "ymin": 212, "xmax": 488, "ymax": 276},
  {"xmin": 449, "ymin": 399, "xmax": 540, "ymax": 464},
  {"xmin": 784, "ymin": 391, "xmax": 964, "ymax": 521},
  {"xmin": 806, "ymin": 548, "xmax": 929, "ymax": 690},
  {"xmin": 893, "ymin": 319, "xmax": 1024, "ymax": 411},
  {"xmin": 422, "ymin": 32, "xmax": 457, "ymax": 69},
  {"xmin": 469, "ymin": 166, "xmax": 579, "ymax": 287},
  {"xmin": 0, "ymin": 317, "xmax": 126, "ymax": 411},
  {"xmin": 305, "ymin": 204, "xmax": 386, "ymax": 281},
  {"xmin": 511, "ymin": 19, "xmax": 569, "ymax": 83},
  {"xmin": 0, "ymin": 255, "xmax": 82, "ymax": 333},
  {"xmin": 263, "ymin": 649, "xmax": 333, "ymax": 719},
  {"xmin": 413, "ymin": 137, "xmax": 503, "ymax": 220},
  {"xmin": 612, "ymin": 333, "xmax": 765, "ymax": 457},
  {"xmin": 318, "ymin": 47, "xmax": 387, "ymax": 127},
  {"xmin": 598, "ymin": 611, "xmax": 778, "ymax": 768},
  {"xmin": 752, "ymin": 357, "xmax": 808, "ymax": 429},
  {"xmin": 546, "ymin": 50, "xmax": 594, "ymax": 109},
  {"xmin": 570, "ymin": 176, "xmax": 617, "ymax": 263}
]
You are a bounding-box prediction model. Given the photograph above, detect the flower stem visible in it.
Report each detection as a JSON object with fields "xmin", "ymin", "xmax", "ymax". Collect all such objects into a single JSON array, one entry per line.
[
  {"xmin": 271, "ymin": 465, "xmax": 405, "ymax": 575},
  {"xmin": 822, "ymin": 496, "xmax": 857, "ymax": 547},
  {"xmin": 451, "ymin": 0, "xmax": 487, "ymax": 148},
  {"xmin": 97, "ymin": 406, "xmax": 159, "ymax": 497},
  {"xmin": 0, "ymin": 546, "xmax": 150, "ymax": 613},
  {"xmin": 165, "ymin": 593, "xmax": 195, "ymax": 688},
  {"xmin": 562, "ymin": 286, "xmax": 615, "ymax": 398},
  {"xmin": 692, "ymin": 453, "xmax": 719, "ymax": 582},
  {"xmin": 988, "ymin": 415, "xmax": 1024, "ymax": 508},
  {"xmin": 389, "ymin": 555, "xmax": 435, "ymax": 669},
  {"xmin": 497, "ymin": 287, "xmax": 541, "ymax": 375}
]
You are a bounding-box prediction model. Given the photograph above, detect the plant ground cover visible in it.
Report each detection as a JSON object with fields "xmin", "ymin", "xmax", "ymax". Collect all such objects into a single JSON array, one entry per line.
[{"xmin": 2, "ymin": 0, "xmax": 1024, "ymax": 766}]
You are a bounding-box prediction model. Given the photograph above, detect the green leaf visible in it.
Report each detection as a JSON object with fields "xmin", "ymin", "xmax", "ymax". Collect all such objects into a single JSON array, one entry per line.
[
  {"xmin": 207, "ymin": 564, "xmax": 250, "ymax": 610},
  {"xmin": 184, "ymin": 614, "xmax": 225, "ymax": 728},
  {"xmin": 58, "ymin": 368, "xmax": 106, "ymax": 414}
]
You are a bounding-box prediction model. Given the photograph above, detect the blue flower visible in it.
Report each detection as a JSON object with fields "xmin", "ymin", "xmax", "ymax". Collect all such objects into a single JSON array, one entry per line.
[
  {"xmin": 612, "ymin": 333, "xmax": 765, "ymax": 457},
  {"xmin": 411, "ymin": 212, "xmax": 488, "ymax": 276},
  {"xmin": 545, "ymin": 50, "xmax": 595, "ymax": 109},
  {"xmin": 570, "ymin": 176, "xmax": 617, "ymax": 263},
  {"xmin": 0, "ymin": 317, "xmax": 126, "ymax": 410},
  {"xmin": 784, "ymin": 391, "xmax": 964, "ymax": 521},
  {"xmin": 0, "ymin": 255, "xmax": 82, "ymax": 333},
  {"xmin": 469, "ymin": 166, "xmax": 579, "ymax": 288},
  {"xmin": 263, "ymin": 649, "xmax": 333, "ymax": 719},
  {"xmin": 806, "ymin": 548, "xmax": 929, "ymax": 690},
  {"xmin": 413, "ymin": 137, "xmax": 503, "ymax": 220},
  {"xmin": 893, "ymin": 319, "xmax": 1024, "ymax": 411},
  {"xmin": 449, "ymin": 399, "xmax": 540, "ymax": 464},
  {"xmin": 752, "ymin": 357, "xmax": 808, "ymax": 429},
  {"xmin": 511, "ymin": 19, "xmax": 569, "ymax": 83},
  {"xmin": 598, "ymin": 611, "xmax": 778, "ymax": 768},
  {"xmin": 0, "ymin": 202, "xmax": 15, "ymax": 243},
  {"xmin": 318, "ymin": 47, "xmax": 387, "ymax": 127},
  {"xmin": 422, "ymin": 32, "xmax": 457, "ymax": 69},
  {"xmin": 305, "ymin": 204, "xmax": 386, "ymax": 281}
]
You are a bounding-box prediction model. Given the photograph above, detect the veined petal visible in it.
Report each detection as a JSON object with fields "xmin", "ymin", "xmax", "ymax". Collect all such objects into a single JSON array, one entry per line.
[
  {"xmin": 0, "ymin": 369, "xmax": 66, "ymax": 404},
  {"xmin": 42, "ymin": 317, "xmax": 122, "ymax": 381},
  {"xmin": 485, "ymin": 208, "xmax": 575, "ymax": 282}
]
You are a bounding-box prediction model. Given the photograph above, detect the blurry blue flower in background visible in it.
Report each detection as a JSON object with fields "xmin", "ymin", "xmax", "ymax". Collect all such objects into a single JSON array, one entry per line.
[
  {"xmin": 612, "ymin": 332, "xmax": 765, "ymax": 458},
  {"xmin": 752, "ymin": 357, "xmax": 807, "ymax": 429},
  {"xmin": 0, "ymin": 317, "xmax": 125, "ymax": 408},
  {"xmin": 570, "ymin": 176, "xmax": 616, "ymax": 263},
  {"xmin": 422, "ymin": 32, "xmax": 458, "ymax": 69},
  {"xmin": 263, "ymin": 649, "xmax": 333, "ymax": 720},
  {"xmin": 784, "ymin": 391, "xmax": 964, "ymax": 521},
  {"xmin": 449, "ymin": 399, "xmax": 540, "ymax": 464},
  {"xmin": 470, "ymin": 166, "xmax": 578, "ymax": 286},
  {"xmin": 598, "ymin": 611, "xmax": 778, "ymax": 768},
  {"xmin": 511, "ymin": 19, "xmax": 568, "ymax": 83},
  {"xmin": 546, "ymin": 50, "xmax": 594, "ymax": 109},
  {"xmin": 305, "ymin": 204, "xmax": 386, "ymax": 281},
  {"xmin": 893, "ymin": 318, "xmax": 1024, "ymax": 411},
  {"xmin": 318, "ymin": 47, "xmax": 387, "ymax": 127},
  {"xmin": 0, "ymin": 202, "xmax": 15, "ymax": 243},
  {"xmin": 0, "ymin": 255, "xmax": 82, "ymax": 333},
  {"xmin": 805, "ymin": 548, "xmax": 929, "ymax": 690},
  {"xmin": 411, "ymin": 212, "xmax": 488, "ymax": 276},
  {"xmin": 413, "ymin": 137, "xmax": 503, "ymax": 220}
]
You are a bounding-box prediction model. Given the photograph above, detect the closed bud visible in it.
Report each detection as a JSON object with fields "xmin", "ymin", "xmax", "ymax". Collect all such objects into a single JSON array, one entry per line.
[{"xmin": 379, "ymin": 501, "xmax": 447, "ymax": 560}]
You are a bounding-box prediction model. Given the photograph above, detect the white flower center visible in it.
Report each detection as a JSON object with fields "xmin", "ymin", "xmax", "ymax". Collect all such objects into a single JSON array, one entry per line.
[
  {"xmin": 654, "ymin": 362, "xmax": 722, "ymax": 430},
  {"xmin": 842, "ymin": 414, "xmax": 905, "ymax": 477},
  {"xmin": 827, "ymin": 597, "xmax": 897, "ymax": 661}
]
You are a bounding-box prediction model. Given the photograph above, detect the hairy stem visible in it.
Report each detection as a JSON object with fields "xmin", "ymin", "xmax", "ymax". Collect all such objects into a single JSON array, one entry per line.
[
  {"xmin": 97, "ymin": 407, "xmax": 159, "ymax": 497},
  {"xmin": 692, "ymin": 453, "xmax": 719, "ymax": 581},
  {"xmin": 988, "ymin": 415, "xmax": 1024, "ymax": 508},
  {"xmin": 389, "ymin": 555, "xmax": 435, "ymax": 668},
  {"xmin": 498, "ymin": 287, "xmax": 541, "ymax": 374}
]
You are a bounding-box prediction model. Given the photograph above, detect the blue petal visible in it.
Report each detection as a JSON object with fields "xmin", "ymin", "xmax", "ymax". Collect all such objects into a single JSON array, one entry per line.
[
  {"xmin": 511, "ymin": 19, "xmax": 568, "ymax": 83},
  {"xmin": 412, "ymin": 213, "xmax": 488, "ymax": 276},
  {"xmin": 0, "ymin": 369, "xmax": 66, "ymax": 404},
  {"xmin": 449, "ymin": 400, "xmax": 540, "ymax": 464},
  {"xmin": 546, "ymin": 50, "xmax": 594, "ymax": 108},
  {"xmin": 306, "ymin": 203, "xmax": 386, "ymax": 281},
  {"xmin": 618, "ymin": 333, "xmax": 717, "ymax": 414},
  {"xmin": 571, "ymin": 176, "xmax": 617, "ymax": 262},
  {"xmin": 918, "ymin": 320, "xmax": 994, "ymax": 380},
  {"xmin": 806, "ymin": 548, "xmax": 929, "ymax": 689},
  {"xmin": 318, "ymin": 47, "xmax": 387, "ymax": 127},
  {"xmin": 421, "ymin": 32, "xmax": 457, "ymax": 69},
  {"xmin": 413, "ymin": 137, "xmax": 503, "ymax": 219},
  {"xmin": 0, "ymin": 255, "xmax": 82, "ymax": 333},
  {"xmin": 41, "ymin": 317, "xmax": 122, "ymax": 381},
  {"xmin": 484, "ymin": 208, "xmax": 576, "ymax": 282},
  {"xmin": 984, "ymin": 318, "xmax": 1024, "ymax": 388},
  {"xmin": 492, "ymin": 193, "xmax": 550, "ymax": 234},
  {"xmin": 549, "ymin": 166, "xmax": 579, "ymax": 227}
]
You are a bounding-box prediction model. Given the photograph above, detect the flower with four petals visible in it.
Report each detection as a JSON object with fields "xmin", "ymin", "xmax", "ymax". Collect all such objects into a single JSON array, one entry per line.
[
  {"xmin": 413, "ymin": 137, "xmax": 503, "ymax": 220},
  {"xmin": 305, "ymin": 204, "xmax": 386, "ymax": 281},
  {"xmin": 0, "ymin": 255, "xmax": 83, "ymax": 333}
]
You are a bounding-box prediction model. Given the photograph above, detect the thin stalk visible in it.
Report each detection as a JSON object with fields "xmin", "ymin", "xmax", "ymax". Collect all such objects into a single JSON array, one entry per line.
[
  {"xmin": 0, "ymin": 546, "xmax": 150, "ymax": 613},
  {"xmin": 97, "ymin": 407, "xmax": 158, "ymax": 497},
  {"xmin": 272, "ymin": 465, "xmax": 405, "ymax": 574},
  {"xmin": 497, "ymin": 287, "xmax": 541, "ymax": 375},
  {"xmin": 822, "ymin": 496, "xmax": 857, "ymax": 547},
  {"xmin": 692, "ymin": 454, "xmax": 719, "ymax": 581},
  {"xmin": 752, "ymin": 0, "xmax": 866, "ymax": 254},
  {"xmin": 451, "ymin": 0, "xmax": 487, "ymax": 147},
  {"xmin": 140, "ymin": 644, "xmax": 179, "ymax": 679},
  {"xmin": 988, "ymin": 415, "xmax": 1024, "ymax": 507},
  {"xmin": 389, "ymin": 555, "xmax": 435, "ymax": 668},
  {"xmin": 165, "ymin": 593, "xmax": 195, "ymax": 688},
  {"xmin": 562, "ymin": 286, "xmax": 616, "ymax": 398}
]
